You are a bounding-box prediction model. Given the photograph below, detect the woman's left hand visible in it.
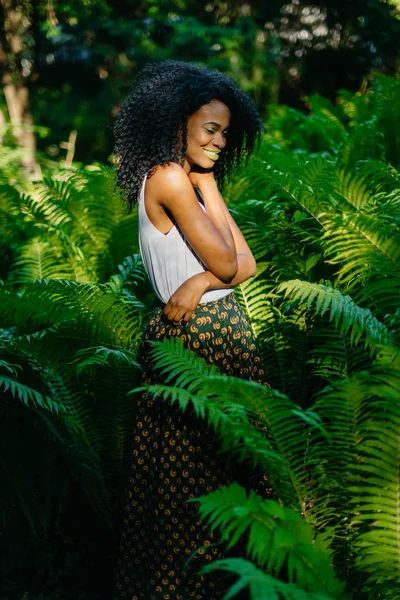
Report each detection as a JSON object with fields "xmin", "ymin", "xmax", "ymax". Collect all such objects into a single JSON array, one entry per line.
[{"xmin": 163, "ymin": 273, "xmax": 210, "ymax": 324}]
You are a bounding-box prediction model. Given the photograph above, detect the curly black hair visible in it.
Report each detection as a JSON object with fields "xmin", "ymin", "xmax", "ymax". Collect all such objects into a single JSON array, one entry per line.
[{"xmin": 113, "ymin": 60, "xmax": 264, "ymax": 211}]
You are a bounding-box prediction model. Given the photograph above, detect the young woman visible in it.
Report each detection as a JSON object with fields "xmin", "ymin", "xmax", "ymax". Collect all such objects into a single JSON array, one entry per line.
[{"xmin": 112, "ymin": 60, "xmax": 272, "ymax": 600}]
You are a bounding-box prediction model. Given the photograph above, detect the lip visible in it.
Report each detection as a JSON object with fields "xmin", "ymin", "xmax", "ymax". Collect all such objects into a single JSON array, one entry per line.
[{"xmin": 203, "ymin": 149, "xmax": 220, "ymax": 161}]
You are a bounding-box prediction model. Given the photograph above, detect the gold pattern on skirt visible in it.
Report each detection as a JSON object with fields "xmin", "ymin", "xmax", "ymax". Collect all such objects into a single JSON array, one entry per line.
[{"xmin": 112, "ymin": 292, "xmax": 273, "ymax": 600}]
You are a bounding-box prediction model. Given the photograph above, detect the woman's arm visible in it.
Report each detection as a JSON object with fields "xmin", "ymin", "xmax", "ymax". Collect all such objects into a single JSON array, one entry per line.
[
  {"xmin": 189, "ymin": 171, "xmax": 256, "ymax": 287},
  {"xmin": 191, "ymin": 194, "xmax": 257, "ymax": 291},
  {"xmin": 195, "ymin": 253, "xmax": 256, "ymax": 290},
  {"xmin": 151, "ymin": 164, "xmax": 238, "ymax": 283},
  {"xmin": 163, "ymin": 190, "xmax": 257, "ymax": 323},
  {"xmin": 200, "ymin": 184, "xmax": 257, "ymax": 280},
  {"xmin": 163, "ymin": 258, "xmax": 255, "ymax": 323}
]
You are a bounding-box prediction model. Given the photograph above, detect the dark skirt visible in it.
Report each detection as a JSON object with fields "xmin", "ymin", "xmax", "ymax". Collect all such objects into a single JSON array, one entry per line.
[{"xmin": 112, "ymin": 291, "xmax": 273, "ymax": 600}]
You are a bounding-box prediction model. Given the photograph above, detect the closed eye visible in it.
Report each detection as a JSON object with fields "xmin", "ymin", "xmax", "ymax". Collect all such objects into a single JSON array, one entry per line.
[{"xmin": 205, "ymin": 128, "xmax": 229, "ymax": 136}]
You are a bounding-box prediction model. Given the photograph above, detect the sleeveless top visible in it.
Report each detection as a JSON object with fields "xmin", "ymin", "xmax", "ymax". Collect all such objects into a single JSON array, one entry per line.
[{"xmin": 138, "ymin": 173, "xmax": 234, "ymax": 305}]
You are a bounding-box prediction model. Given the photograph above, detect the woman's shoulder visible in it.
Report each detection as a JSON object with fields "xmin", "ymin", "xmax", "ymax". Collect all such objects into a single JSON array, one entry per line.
[{"xmin": 148, "ymin": 162, "xmax": 190, "ymax": 195}]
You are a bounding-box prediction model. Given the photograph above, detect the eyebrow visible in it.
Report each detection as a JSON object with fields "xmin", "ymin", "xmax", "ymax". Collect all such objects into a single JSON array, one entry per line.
[{"xmin": 204, "ymin": 121, "xmax": 230, "ymax": 129}]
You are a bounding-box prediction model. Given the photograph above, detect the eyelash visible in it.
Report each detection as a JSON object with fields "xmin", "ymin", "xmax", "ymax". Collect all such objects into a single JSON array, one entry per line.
[{"xmin": 206, "ymin": 129, "xmax": 228, "ymax": 136}]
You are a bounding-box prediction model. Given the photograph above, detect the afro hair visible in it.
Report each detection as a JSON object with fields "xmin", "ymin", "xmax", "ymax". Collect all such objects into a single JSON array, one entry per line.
[{"xmin": 113, "ymin": 60, "xmax": 264, "ymax": 211}]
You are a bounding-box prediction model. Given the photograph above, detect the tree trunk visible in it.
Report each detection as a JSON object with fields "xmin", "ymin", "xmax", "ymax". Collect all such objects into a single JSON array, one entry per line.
[
  {"xmin": 0, "ymin": 0, "xmax": 38, "ymax": 174},
  {"xmin": 0, "ymin": 106, "xmax": 6, "ymax": 143}
]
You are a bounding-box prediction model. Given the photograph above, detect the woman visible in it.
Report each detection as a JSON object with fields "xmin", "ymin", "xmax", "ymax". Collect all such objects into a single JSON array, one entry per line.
[{"xmin": 112, "ymin": 60, "xmax": 272, "ymax": 600}]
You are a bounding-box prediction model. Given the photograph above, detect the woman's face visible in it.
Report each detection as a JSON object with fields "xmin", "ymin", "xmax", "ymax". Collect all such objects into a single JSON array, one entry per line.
[{"xmin": 183, "ymin": 99, "xmax": 231, "ymax": 173}]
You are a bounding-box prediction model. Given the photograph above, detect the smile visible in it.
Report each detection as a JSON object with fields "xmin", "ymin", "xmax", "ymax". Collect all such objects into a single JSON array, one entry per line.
[{"xmin": 203, "ymin": 149, "xmax": 220, "ymax": 161}]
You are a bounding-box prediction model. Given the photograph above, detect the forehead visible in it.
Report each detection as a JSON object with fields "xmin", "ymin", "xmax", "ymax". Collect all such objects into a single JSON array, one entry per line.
[{"xmin": 193, "ymin": 99, "xmax": 231, "ymax": 125}]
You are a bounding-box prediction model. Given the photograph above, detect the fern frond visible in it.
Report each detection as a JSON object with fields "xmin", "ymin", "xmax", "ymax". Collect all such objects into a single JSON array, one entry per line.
[
  {"xmin": 7, "ymin": 238, "xmax": 77, "ymax": 283},
  {"xmin": 134, "ymin": 379, "xmax": 289, "ymax": 501},
  {"xmin": 19, "ymin": 187, "xmax": 73, "ymax": 230},
  {"xmin": 353, "ymin": 160, "xmax": 400, "ymax": 197},
  {"xmin": 235, "ymin": 267, "xmax": 277, "ymax": 338},
  {"xmin": 306, "ymin": 326, "xmax": 372, "ymax": 381},
  {"xmin": 308, "ymin": 347, "xmax": 400, "ymax": 590},
  {"xmin": 339, "ymin": 119, "xmax": 385, "ymax": 167},
  {"xmin": 202, "ymin": 558, "xmax": 340, "ymax": 600},
  {"xmin": 336, "ymin": 167, "xmax": 378, "ymax": 211},
  {"xmin": 69, "ymin": 346, "xmax": 139, "ymax": 374},
  {"xmin": 229, "ymin": 199, "xmax": 283, "ymax": 262},
  {"xmin": 321, "ymin": 212, "xmax": 400, "ymax": 312},
  {"xmin": 193, "ymin": 483, "xmax": 345, "ymax": 597},
  {"xmin": 144, "ymin": 336, "xmax": 220, "ymax": 389},
  {"xmin": 372, "ymin": 75, "xmax": 400, "ymax": 168},
  {"xmin": 111, "ymin": 254, "xmax": 146, "ymax": 287},
  {"xmin": 141, "ymin": 338, "xmax": 329, "ymax": 514},
  {"xmin": 243, "ymin": 157, "xmax": 334, "ymax": 228},
  {"xmin": 4, "ymin": 165, "xmax": 140, "ymax": 283},
  {"xmin": 0, "ymin": 279, "xmax": 144, "ymax": 349},
  {"xmin": 0, "ymin": 358, "xmax": 21, "ymax": 375},
  {"xmin": 0, "ymin": 373, "xmax": 67, "ymax": 414},
  {"xmin": 342, "ymin": 350, "xmax": 400, "ymax": 591},
  {"xmin": 277, "ymin": 280, "xmax": 391, "ymax": 352}
]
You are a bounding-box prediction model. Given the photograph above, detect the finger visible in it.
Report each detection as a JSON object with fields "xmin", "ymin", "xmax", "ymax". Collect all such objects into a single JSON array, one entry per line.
[
  {"xmin": 163, "ymin": 303, "xmax": 173, "ymax": 319},
  {"xmin": 182, "ymin": 310, "xmax": 194, "ymax": 324},
  {"xmin": 165, "ymin": 308, "xmax": 176, "ymax": 322},
  {"xmin": 167, "ymin": 307, "xmax": 181, "ymax": 323},
  {"xmin": 173, "ymin": 309, "xmax": 185, "ymax": 323}
]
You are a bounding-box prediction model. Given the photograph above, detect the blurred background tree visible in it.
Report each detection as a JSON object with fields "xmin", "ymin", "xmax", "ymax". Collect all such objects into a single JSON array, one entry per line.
[{"xmin": 1, "ymin": 0, "xmax": 400, "ymax": 169}]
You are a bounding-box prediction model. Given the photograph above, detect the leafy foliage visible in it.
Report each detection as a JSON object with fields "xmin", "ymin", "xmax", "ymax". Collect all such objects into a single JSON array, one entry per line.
[
  {"xmin": 0, "ymin": 166, "xmax": 157, "ymax": 598},
  {"xmin": 2, "ymin": 75, "xmax": 400, "ymax": 599},
  {"xmin": 202, "ymin": 558, "xmax": 338, "ymax": 600},
  {"xmin": 140, "ymin": 76, "xmax": 400, "ymax": 599}
]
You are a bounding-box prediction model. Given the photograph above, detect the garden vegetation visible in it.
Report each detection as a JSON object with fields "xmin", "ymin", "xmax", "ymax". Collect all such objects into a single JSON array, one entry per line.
[{"xmin": 1, "ymin": 74, "xmax": 400, "ymax": 599}]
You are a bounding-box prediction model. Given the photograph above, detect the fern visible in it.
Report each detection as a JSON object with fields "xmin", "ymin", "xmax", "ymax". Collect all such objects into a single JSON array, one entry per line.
[
  {"xmin": 346, "ymin": 350, "xmax": 400, "ymax": 592},
  {"xmin": 135, "ymin": 378, "xmax": 292, "ymax": 505},
  {"xmin": 0, "ymin": 373, "xmax": 67, "ymax": 414},
  {"xmin": 3, "ymin": 165, "xmax": 141, "ymax": 285},
  {"xmin": 0, "ymin": 275, "xmax": 147, "ymax": 536},
  {"xmin": 277, "ymin": 280, "xmax": 391, "ymax": 352},
  {"xmin": 193, "ymin": 483, "xmax": 346, "ymax": 597},
  {"xmin": 138, "ymin": 338, "xmax": 331, "ymax": 516},
  {"xmin": 202, "ymin": 558, "xmax": 341, "ymax": 600},
  {"xmin": 306, "ymin": 326, "xmax": 372, "ymax": 381},
  {"xmin": 321, "ymin": 211, "xmax": 400, "ymax": 313},
  {"xmin": 2, "ymin": 74, "xmax": 400, "ymax": 597},
  {"xmin": 307, "ymin": 346, "xmax": 400, "ymax": 593}
]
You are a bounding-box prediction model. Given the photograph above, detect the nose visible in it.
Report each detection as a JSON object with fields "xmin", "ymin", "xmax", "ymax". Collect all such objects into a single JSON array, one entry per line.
[{"xmin": 213, "ymin": 131, "xmax": 226, "ymax": 149}]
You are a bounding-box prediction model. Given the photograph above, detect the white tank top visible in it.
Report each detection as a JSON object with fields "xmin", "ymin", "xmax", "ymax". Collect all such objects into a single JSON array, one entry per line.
[{"xmin": 138, "ymin": 173, "xmax": 234, "ymax": 305}]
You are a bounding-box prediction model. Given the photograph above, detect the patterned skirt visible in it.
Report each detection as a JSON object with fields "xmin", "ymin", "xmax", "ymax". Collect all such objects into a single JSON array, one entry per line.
[{"xmin": 112, "ymin": 291, "xmax": 272, "ymax": 600}]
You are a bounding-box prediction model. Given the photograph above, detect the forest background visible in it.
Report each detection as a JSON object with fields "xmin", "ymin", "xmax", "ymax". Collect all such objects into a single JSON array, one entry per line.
[{"xmin": 1, "ymin": 1, "xmax": 400, "ymax": 599}]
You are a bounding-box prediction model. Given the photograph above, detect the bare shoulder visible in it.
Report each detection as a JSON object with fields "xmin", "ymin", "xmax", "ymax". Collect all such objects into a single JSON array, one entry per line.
[{"xmin": 147, "ymin": 163, "xmax": 192, "ymax": 204}]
